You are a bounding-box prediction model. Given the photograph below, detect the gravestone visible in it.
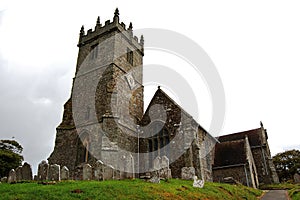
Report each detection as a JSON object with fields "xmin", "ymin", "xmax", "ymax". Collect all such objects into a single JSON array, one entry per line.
[
  {"xmin": 121, "ymin": 154, "xmax": 135, "ymax": 179},
  {"xmin": 149, "ymin": 176, "xmax": 160, "ymax": 183},
  {"xmin": 61, "ymin": 166, "xmax": 69, "ymax": 180},
  {"xmin": 37, "ymin": 160, "xmax": 49, "ymax": 181},
  {"xmin": 160, "ymin": 167, "xmax": 172, "ymax": 179},
  {"xmin": 48, "ymin": 164, "xmax": 60, "ymax": 181},
  {"xmin": 160, "ymin": 156, "xmax": 171, "ymax": 179},
  {"xmin": 1, "ymin": 177, "xmax": 7, "ymax": 183},
  {"xmin": 94, "ymin": 160, "xmax": 104, "ymax": 181},
  {"xmin": 8, "ymin": 169, "xmax": 16, "ymax": 183},
  {"xmin": 294, "ymin": 173, "xmax": 300, "ymax": 183},
  {"xmin": 127, "ymin": 154, "xmax": 135, "ymax": 179},
  {"xmin": 22, "ymin": 162, "xmax": 33, "ymax": 180},
  {"xmin": 153, "ymin": 156, "xmax": 161, "ymax": 170},
  {"xmin": 161, "ymin": 156, "xmax": 169, "ymax": 168},
  {"xmin": 15, "ymin": 166, "xmax": 22, "ymax": 181},
  {"xmin": 181, "ymin": 167, "xmax": 195, "ymax": 180},
  {"xmin": 103, "ymin": 165, "xmax": 114, "ymax": 180},
  {"xmin": 193, "ymin": 176, "xmax": 204, "ymax": 188},
  {"xmin": 83, "ymin": 164, "xmax": 93, "ymax": 180},
  {"xmin": 149, "ymin": 171, "xmax": 160, "ymax": 183},
  {"xmin": 74, "ymin": 163, "xmax": 84, "ymax": 180}
]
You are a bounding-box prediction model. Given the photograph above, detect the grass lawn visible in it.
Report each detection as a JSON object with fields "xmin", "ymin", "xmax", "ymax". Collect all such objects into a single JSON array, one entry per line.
[{"xmin": 0, "ymin": 179, "xmax": 263, "ymax": 200}]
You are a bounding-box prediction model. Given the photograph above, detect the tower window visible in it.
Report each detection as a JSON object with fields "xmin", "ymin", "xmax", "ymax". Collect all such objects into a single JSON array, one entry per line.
[
  {"xmin": 90, "ymin": 44, "xmax": 99, "ymax": 60},
  {"xmin": 127, "ymin": 48, "xmax": 133, "ymax": 65}
]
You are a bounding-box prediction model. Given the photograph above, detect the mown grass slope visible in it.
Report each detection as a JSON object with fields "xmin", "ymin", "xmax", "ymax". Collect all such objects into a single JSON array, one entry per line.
[{"xmin": 0, "ymin": 179, "xmax": 263, "ymax": 200}]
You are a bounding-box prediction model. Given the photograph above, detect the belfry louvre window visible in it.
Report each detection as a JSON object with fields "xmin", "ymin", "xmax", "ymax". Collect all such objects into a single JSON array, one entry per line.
[
  {"xmin": 127, "ymin": 48, "xmax": 133, "ymax": 65},
  {"xmin": 90, "ymin": 44, "xmax": 99, "ymax": 60}
]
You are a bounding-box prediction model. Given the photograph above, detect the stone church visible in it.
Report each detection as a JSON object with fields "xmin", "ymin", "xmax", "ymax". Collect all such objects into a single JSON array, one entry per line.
[
  {"xmin": 48, "ymin": 9, "xmax": 278, "ymax": 186},
  {"xmin": 213, "ymin": 122, "xmax": 279, "ymax": 187}
]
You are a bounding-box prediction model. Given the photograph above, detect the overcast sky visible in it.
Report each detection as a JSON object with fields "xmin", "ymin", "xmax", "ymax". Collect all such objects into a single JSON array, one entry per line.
[{"xmin": 1, "ymin": 0, "xmax": 300, "ymax": 174}]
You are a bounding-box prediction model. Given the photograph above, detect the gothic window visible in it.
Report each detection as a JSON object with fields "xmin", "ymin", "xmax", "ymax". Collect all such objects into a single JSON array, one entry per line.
[
  {"xmin": 148, "ymin": 140, "xmax": 153, "ymax": 168},
  {"xmin": 76, "ymin": 131, "xmax": 90, "ymax": 164},
  {"xmin": 147, "ymin": 121, "xmax": 170, "ymax": 164},
  {"xmin": 82, "ymin": 139, "xmax": 89, "ymax": 162},
  {"xmin": 127, "ymin": 48, "xmax": 133, "ymax": 65},
  {"xmin": 90, "ymin": 44, "xmax": 99, "ymax": 60},
  {"xmin": 154, "ymin": 138, "xmax": 158, "ymax": 157}
]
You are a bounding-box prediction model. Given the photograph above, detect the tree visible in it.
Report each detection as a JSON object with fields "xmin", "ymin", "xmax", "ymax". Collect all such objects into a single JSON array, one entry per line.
[
  {"xmin": 272, "ymin": 149, "xmax": 300, "ymax": 182},
  {"xmin": 0, "ymin": 140, "xmax": 24, "ymax": 178}
]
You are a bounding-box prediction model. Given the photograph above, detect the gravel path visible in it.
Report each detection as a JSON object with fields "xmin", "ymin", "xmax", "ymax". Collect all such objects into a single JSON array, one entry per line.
[{"xmin": 260, "ymin": 190, "xmax": 289, "ymax": 200}]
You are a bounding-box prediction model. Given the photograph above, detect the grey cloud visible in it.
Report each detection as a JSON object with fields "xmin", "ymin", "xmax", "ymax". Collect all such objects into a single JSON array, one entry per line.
[{"xmin": 0, "ymin": 54, "xmax": 73, "ymax": 174}]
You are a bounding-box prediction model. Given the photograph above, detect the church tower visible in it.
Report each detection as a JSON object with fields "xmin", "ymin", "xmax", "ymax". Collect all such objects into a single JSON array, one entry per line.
[{"xmin": 48, "ymin": 9, "xmax": 144, "ymax": 177}]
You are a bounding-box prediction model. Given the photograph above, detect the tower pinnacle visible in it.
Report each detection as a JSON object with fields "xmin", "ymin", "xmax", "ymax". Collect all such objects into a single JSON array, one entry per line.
[
  {"xmin": 128, "ymin": 22, "xmax": 133, "ymax": 30},
  {"xmin": 114, "ymin": 8, "xmax": 119, "ymax": 16},
  {"xmin": 80, "ymin": 25, "xmax": 85, "ymax": 36},
  {"xmin": 96, "ymin": 16, "xmax": 100, "ymax": 25},
  {"xmin": 113, "ymin": 8, "xmax": 120, "ymax": 23}
]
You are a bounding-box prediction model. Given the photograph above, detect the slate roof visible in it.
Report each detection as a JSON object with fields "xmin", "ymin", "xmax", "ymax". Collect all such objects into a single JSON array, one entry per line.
[
  {"xmin": 217, "ymin": 128, "xmax": 263, "ymax": 147},
  {"xmin": 213, "ymin": 139, "xmax": 247, "ymax": 167}
]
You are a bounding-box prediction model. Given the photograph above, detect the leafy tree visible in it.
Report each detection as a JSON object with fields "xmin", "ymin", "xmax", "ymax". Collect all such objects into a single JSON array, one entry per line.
[
  {"xmin": 272, "ymin": 149, "xmax": 300, "ymax": 182},
  {"xmin": 0, "ymin": 140, "xmax": 24, "ymax": 178}
]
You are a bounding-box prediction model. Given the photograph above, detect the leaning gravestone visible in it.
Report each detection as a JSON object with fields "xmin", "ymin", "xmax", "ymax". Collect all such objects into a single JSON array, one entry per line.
[
  {"xmin": 60, "ymin": 166, "xmax": 69, "ymax": 180},
  {"xmin": 37, "ymin": 160, "xmax": 49, "ymax": 181},
  {"xmin": 15, "ymin": 166, "xmax": 22, "ymax": 181},
  {"xmin": 181, "ymin": 167, "xmax": 195, "ymax": 180},
  {"xmin": 48, "ymin": 164, "xmax": 60, "ymax": 181},
  {"xmin": 8, "ymin": 169, "xmax": 16, "ymax": 183},
  {"xmin": 94, "ymin": 160, "xmax": 104, "ymax": 181},
  {"xmin": 83, "ymin": 164, "xmax": 93, "ymax": 180},
  {"xmin": 22, "ymin": 162, "xmax": 33, "ymax": 180}
]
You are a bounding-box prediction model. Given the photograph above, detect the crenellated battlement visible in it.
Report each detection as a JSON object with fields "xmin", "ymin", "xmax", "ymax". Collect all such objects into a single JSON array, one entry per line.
[{"xmin": 78, "ymin": 8, "xmax": 144, "ymax": 54}]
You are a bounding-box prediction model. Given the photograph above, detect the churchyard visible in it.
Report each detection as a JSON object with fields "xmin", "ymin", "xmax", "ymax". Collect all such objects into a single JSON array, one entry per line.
[{"xmin": 0, "ymin": 179, "xmax": 263, "ymax": 200}]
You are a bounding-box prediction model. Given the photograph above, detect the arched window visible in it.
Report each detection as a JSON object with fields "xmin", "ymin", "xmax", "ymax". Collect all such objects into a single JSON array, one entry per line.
[
  {"xmin": 76, "ymin": 131, "xmax": 90, "ymax": 164},
  {"xmin": 147, "ymin": 121, "xmax": 170, "ymax": 166}
]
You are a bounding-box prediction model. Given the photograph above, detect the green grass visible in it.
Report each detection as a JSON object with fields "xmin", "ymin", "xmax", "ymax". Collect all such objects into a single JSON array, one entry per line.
[
  {"xmin": 0, "ymin": 179, "xmax": 262, "ymax": 200},
  {"xmin": 260, "ymin": 183, "xmax": 300, "ymax": 200}
]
